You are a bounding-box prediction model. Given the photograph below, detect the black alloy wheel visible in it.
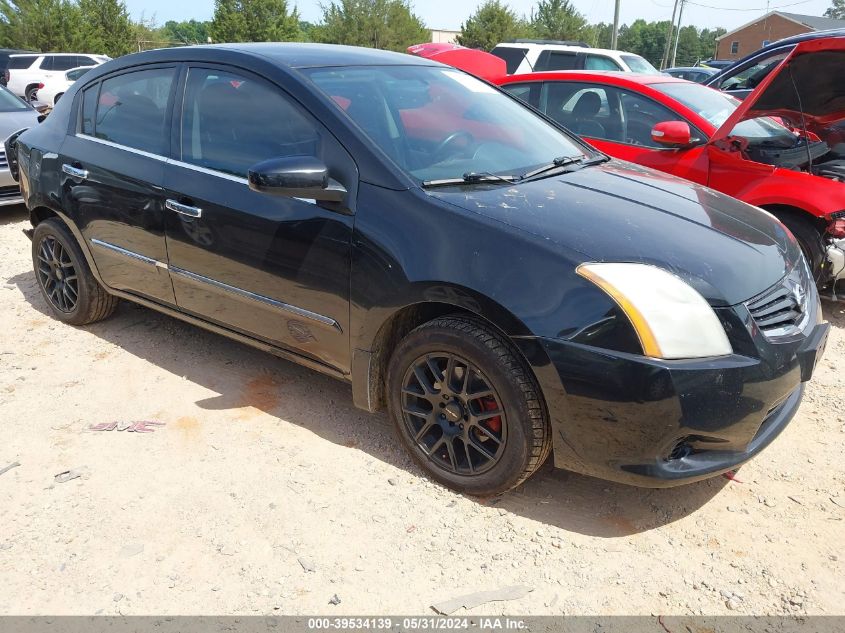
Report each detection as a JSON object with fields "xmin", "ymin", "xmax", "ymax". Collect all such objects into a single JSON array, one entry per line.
[
  {"xmin": 31, "ymin": 218, "xmax": 119, "ymax": 325},
  {"xmin": 387, "ymin": 316, "xmax": 552, "ymax": 496},
  {"xmin": 401, "ymin": 353, "xmax": 507, "ymax": 475},
  {"xmin": 35, "ymin": 234, "xmax": 78, "ymax": 313}
]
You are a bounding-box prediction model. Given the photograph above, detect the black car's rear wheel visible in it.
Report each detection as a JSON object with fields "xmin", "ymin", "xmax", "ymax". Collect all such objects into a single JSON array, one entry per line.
[
  {"xmin": 32, "ymin": 219, "xmax": 118, "ymax": 325},
  {"xmin": 387, "ymin": 316, "xmax": 551, "ymax": 495}
]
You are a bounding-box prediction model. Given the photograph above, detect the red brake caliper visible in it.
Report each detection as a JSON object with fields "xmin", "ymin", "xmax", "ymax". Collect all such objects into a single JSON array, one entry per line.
[{"xmin": 480, "ymin": 397, "xmax": 502, "ymax": 434}]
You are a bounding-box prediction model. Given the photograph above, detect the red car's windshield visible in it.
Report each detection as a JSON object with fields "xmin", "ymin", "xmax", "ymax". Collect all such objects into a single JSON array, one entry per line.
[{"xmin": 652, "ymin": 81, "xmax": 796, "ymax": 142}]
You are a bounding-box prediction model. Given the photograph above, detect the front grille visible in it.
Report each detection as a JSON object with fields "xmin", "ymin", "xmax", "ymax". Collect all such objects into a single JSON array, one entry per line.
[
  {"xmin": 746, "ymin": 263, "xmax": 811, "ymax": 337},
  {"xmin": 0, "ymin": 185, "xmax": 20, "ymax": 200},
  {"xmin": 0, "ymin": 150, "xmax": 7, "ymax": 169}
]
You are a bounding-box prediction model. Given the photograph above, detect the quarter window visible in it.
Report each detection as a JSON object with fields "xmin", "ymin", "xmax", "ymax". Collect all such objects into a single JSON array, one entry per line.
[
  {"xmin": 81, "ymin": 85, "xmax": 97, "ymax": 135},
  {"xmin": 490, "ymin": 46, "xmax": 528, "ymax": 74},
  {"xmin": 179, "ymin": 68, "xmax": 320, "ymax": 177},
  {"xmin": 94, "ymin": 67, "xmax": 175, "ymax": 154},
  {"xmin": 8, "ymin": 55, "xmax": 37, "ymax": 70}
]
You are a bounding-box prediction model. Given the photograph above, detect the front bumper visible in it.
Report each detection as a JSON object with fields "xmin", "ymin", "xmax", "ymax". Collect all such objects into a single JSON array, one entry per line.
[
  {"xmin": 0, "ymin": 167, "xmax": 23, "ymax": 206},
  {"xmin": 516, "ymin": 317, "xmax": 829, "ymax": 488}
]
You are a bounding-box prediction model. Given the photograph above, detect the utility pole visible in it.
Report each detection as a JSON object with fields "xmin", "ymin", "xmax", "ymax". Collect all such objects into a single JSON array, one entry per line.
[
  {"xmin": 670, "ymin": 0, "xmax": 686, "ymax": 68},
  {"xmin": 661, "ymin": 0, "xmax": 680, "ymax": 69},
  {"xmin": 611, "ymin": 0, "xmax": 621, "ymax": 50}
]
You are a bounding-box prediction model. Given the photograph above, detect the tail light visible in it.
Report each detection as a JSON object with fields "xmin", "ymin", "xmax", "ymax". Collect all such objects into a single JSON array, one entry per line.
[{"xmin": 38, "ymin": 82, "xmax": 44, "ymax": 89}]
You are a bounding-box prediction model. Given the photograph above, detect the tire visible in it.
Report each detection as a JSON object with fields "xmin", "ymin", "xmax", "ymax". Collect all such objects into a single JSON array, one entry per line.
[
  {"xmin": 25, "ymin": 85, "xmax": 38, "ymax": 102},
  {"xmin": 32, "ymin": 218, "xmax": 118, "ymax": 325},
  {"xmin": 778, "ymin": 214, "xmax": 826, "ymax": 280},
  {"xmin": 386, "ymin": 315, "xmax": 551, "ymax": 496},
  {"xmin": 54, "ymin": 92, "xmax": 64, "ymax": 105}
]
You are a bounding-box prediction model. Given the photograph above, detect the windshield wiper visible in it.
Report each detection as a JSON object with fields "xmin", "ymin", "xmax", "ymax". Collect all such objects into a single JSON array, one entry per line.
[
  {"xmin": 519, "ymin": 154, "xmax": 608, "ymax": 182},
  {"xmin": 422, "ymin": 171, "xmax": 519, "ymax": 188}
]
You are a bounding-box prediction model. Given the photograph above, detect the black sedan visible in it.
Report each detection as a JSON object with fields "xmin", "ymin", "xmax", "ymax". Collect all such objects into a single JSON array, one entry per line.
[{"xmin": 6, "ymin": 44, "xmax": 829, "ymax": 495}]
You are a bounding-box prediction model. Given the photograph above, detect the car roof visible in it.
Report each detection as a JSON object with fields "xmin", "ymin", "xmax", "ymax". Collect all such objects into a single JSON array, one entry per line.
[
  {"xmin": 9, "ymin": 52, "xmax": 100, "ymax": 57},
  {"xmin": 499, "ymin": 70, "xmax": 684, "ymax": 85},
  {"xmin": 178, "ymin": 43, "xmax": 441, "ymax": 68},
  {"xmin": 493, "ymin": 42, "xmax": 639, "ymax": 57}
]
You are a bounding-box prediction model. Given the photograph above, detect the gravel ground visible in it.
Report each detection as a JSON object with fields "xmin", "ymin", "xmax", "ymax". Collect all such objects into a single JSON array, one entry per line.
[{"xmin": 1, "ymin": 205, "xmax": 844, "ymax": 616}]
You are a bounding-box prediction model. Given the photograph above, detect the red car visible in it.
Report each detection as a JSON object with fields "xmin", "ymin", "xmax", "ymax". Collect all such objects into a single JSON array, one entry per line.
[{"xmin": 492, "ymin": 38, "xmax": 845, "ymax": 292}]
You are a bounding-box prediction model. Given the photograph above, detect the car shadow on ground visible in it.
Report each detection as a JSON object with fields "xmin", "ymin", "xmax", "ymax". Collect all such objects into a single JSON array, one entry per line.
[
  {"xmin": 0, "ymin": 204, "xmax": 27, "ymax": 227},
  {"xmin": 822, "ymin": 300, "xmax": 845, "ymax": 328},
  {"xmin": 10, "ymin": 268, "xmax": 732, "ymax": 538}
]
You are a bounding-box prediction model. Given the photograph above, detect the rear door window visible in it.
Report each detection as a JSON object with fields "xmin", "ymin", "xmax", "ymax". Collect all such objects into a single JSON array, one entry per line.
[
  {"xmin": 535, "ymin": 51, "xmax": 578, "ymax": 71},
  {"xmin": 52, "ymin": 56, "xmax": 80, "ymax": 71},
  {"xmin": 542, "ymin": 82, "xmax": 618, "ymax": 140},
  {"xmin": 40, "ymin": 56, "xmax": 55, "ymax": 71},
  {"xmin": 93, "ymin": 67, "xmax": 176, "ymax": 154},
  {"xmin": 490, "ymin": 47, "xmax": 528, "ymax": 74}
]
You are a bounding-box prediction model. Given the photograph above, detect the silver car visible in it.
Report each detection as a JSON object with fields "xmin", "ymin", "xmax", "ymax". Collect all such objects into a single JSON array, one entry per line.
[{"xmin": 0, "ymin": 84, "xmax": 40, "ymax": 206}]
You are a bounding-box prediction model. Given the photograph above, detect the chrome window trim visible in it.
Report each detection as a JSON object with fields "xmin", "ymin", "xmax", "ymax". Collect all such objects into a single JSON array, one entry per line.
[
  {"xmin": 75, "ymin": 133, "xmax": 248, "ymax": 183},
  {"xmin": 169, "ymin": 266, "xmax": 341, "ymax": 332},
  {"xmin": 74, "ymin": 134, "xmax": 319, "ymax": 199},
  {"xmin": 90, "ymin": 238, "xmax": 168, "ymax": 269}
]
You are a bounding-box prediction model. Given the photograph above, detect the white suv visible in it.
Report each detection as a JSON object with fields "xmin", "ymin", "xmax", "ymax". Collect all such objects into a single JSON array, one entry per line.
[
  {"xmin": 490, "ymin": 40, "xmax": 658, "ymax": 75},
  {"xmin": 6, "ymin": 53, "xmax": 110, "ymax": 101}
]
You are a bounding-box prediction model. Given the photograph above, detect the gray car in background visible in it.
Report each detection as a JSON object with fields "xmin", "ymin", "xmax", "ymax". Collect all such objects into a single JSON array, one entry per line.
[{"xmin": 0, "ymin": 85, "xmax": 40, "ymax": 206}]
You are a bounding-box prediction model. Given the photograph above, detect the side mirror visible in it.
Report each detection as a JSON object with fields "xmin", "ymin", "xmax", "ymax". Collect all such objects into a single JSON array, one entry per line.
[
  {"xmin": 651, "ymin": 121, "xmax": 697, "ymax": 147},
  {"xmin": 247, "ymin": 156, "xmax": 346, "ymax": 202}
]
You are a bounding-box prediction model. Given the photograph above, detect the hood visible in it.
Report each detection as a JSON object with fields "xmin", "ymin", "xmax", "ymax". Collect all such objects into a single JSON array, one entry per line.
[
  {"xmin": 0, "ymin": 109, "xmax": 40, "ymax": 139},
  {"xmin": 428, "ymin": 161, "xmax": 800, "ymax": 306},
  {"xmin": 408, "ymin": 43, "xmax": 507, "ymax": 81},
  {"xmin": 712, "ymin": 36, "xmax": 845, "ymax": 143}
]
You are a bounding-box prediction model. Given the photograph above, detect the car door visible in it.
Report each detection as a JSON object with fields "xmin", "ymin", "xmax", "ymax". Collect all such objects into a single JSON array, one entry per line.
[
  {"xmin": 162, "ymin": 64, "xmax": 356, "ymax": 372},
  {"xmin": 59, "ymin": 64, "xmax": 178, "ymax": 305}
]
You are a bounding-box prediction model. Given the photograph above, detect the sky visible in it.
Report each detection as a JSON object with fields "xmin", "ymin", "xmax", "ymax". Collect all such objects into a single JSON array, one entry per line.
[{"xmin": 124, "ymin": 0, "xmax": 836, "ymax": 33}]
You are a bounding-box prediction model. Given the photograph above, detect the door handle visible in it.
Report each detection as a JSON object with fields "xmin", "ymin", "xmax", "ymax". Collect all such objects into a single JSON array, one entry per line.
[
  {"xmin": 165, "ymin": 199, "xmax": 202, "ymax": 218},
  {"xmin": 62, "ymin": 163, "xmax": 88, "ymax": 180}
]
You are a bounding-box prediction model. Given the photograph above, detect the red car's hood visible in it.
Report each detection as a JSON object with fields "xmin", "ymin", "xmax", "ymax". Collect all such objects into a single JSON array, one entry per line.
[
  {"xmin": 712, "ymin": 36, "xmax": 845, "ymax": 143},
  {"xmin": 407, "ymin": 43, "xmax": 507, "ymax": 81}
]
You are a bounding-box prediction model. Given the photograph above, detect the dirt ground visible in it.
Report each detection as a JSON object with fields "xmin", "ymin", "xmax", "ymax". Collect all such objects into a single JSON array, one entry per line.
[{"xmin": 1, "ymin": 204, "xmax": 844, "ymax": 616}]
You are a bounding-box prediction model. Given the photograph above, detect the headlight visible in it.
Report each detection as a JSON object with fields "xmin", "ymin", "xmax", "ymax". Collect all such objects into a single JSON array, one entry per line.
[{"xmin": 576, "ymin": 263, "xmax": 732, "ymax": 359}]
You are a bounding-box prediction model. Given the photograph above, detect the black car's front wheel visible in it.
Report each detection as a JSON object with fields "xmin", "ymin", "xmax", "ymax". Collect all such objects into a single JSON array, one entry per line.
[
  {"xmin": 32, "ymin": 219, "xmax": 119, "ymax": 325},
  {"xmin": 387, "ymin": 316, "xmax": 551, "ymax": 496}
]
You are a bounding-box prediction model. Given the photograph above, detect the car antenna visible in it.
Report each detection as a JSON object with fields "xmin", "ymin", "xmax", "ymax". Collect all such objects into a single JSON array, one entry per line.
[{"xmin": 788, "ymin": 63, "xmax": 813, "ymax": 173}]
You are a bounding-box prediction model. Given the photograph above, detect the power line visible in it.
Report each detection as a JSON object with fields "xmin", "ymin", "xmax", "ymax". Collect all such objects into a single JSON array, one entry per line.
[{"xmin": 684, "ymin": 0, "xmax": 814, "ymax": 11}]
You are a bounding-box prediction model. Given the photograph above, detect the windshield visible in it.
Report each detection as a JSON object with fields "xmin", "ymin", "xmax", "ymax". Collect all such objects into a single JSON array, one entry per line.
[
  {"xmin": 0, "ymin": 86, "xmax": 29, "ymax": 112},
  {"xmin": 621, "ymin": 55, "xmax": 658, "ymax": 74},
  {"xmin": 303, "ymin": 65, "xmax": 590, "ymax": 183},
  {"xmin": 651, "ymin": 81, "xmax": 796, "ymax": 142}
]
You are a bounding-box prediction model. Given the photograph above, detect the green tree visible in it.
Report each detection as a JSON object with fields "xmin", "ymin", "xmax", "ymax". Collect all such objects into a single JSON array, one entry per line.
[
  {"xmin": 76, "ymin": 0, "xmax": 134, "ymax": 56},
  {"xmin": 0, "ymin": 0, "xmax": 81, "ymax": 51},
  {"xmin": 311, "ymin": 0, "xmax": 427, "ymax": 52},
  {"xmin": 588, "ymin": 21, "xmax": 613, "ymax": 48},
  {"xmin": 618, "ymin": 19, "xmax": 668, "ymax": 66},
  {"xmin": 163, "ymin": 19, "xmax": 211, "ymax": 45},
  {"xmin": 530, "ymin": 0, "xmax": 588, "ymax": 41},
  {"xmin": 211, "ymin": 0, "xmax": 301, "ymax": 43},
  {"xmin": 457, "ymin": 0, "xmax": 529, "ymax": 51},
  {"xmin": 825, "ymin": 0, "xmax": 845, "ymax": 19}
]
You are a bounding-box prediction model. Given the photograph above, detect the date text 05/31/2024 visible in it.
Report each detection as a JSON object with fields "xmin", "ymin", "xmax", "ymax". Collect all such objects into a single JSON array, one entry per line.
[{"xmin": 306, "ymin": 617, "xmax": 528, "ymax": 630}]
